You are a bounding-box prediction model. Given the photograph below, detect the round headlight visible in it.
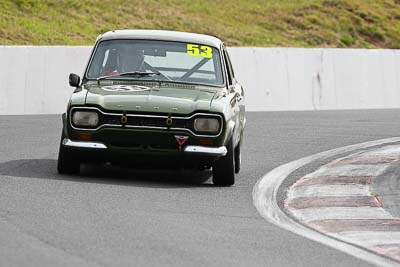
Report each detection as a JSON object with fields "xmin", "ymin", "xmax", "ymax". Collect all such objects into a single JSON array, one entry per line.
[
  {"xmin": 194, "ymin": 118, "xmax": 220, "ymax": 134},
  {"xmin": 72, "ymin": 111, "xmax": 99, "ymax": 127}
]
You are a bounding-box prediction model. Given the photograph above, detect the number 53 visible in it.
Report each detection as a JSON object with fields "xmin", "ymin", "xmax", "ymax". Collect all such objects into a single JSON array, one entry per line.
[{"xmin": 187, "ymin": 44, "xmax": 213, "ymax": 58}]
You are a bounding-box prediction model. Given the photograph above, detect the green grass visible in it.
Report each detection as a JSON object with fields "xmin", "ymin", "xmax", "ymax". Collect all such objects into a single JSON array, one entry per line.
[{"xmin": 0, "ymin": 0, "xmax": 400, "ymax": 48}]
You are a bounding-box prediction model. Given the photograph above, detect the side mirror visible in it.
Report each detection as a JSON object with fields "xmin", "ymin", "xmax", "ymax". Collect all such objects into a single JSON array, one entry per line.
[{"xmin": 69, "ymin": 73, "xmax": 81, "ymax": 87}]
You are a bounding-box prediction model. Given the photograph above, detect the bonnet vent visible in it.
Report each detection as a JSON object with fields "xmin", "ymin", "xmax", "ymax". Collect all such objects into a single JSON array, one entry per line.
[
  {"xmin": 110, "ymin": 81, "xmax": 195, "ymax": 89},
  {"xmin": 111, "ymin": 80, "xmax": 158, "ymax": 87},
  {"xmin": 159, "ymin": 83, "xmax": 195, "ymax": 89}
]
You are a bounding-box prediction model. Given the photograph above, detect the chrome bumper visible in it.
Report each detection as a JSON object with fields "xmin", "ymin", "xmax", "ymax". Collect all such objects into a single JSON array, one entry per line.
[
  {"xmin": 184, "ymin": 146, "xmax": 227, "ymax": 156},
  {"xmin": 62, "ymin": 138, "xmax": 107, "ymax": 149},
  {"xmin": 62, "ymin": 139, "xmax": 226, "ymax": 156}
]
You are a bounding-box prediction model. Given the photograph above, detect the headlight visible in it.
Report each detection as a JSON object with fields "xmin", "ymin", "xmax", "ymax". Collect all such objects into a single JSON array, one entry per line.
[
  {"xmin": 194, "ymin": 118, "xmax": 220, "ymax": 133},
  {"xmin": 72, "ymin": 111, "xmax": 99, "ymax": 127}
]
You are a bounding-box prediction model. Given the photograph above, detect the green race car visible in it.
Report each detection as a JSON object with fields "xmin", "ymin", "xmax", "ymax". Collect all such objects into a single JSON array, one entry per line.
[{"xmin": 58, "ymin": 30, "xmax": 245, "ymax": 186}]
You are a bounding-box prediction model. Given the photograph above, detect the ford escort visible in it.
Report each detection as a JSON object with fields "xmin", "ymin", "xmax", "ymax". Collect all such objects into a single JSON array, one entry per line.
[{"xmin": 57, "ymin": 30, "xmax": 245, "ymax": 186}]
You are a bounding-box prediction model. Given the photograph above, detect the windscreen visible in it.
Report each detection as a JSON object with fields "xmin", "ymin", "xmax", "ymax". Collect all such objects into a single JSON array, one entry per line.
[{"xmin": 86, "ymin": 39, "xmax": 224, "ymax": 86}]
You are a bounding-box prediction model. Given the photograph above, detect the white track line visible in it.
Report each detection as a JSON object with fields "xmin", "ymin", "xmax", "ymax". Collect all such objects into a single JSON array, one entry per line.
[
  {"xmin": 331, "ymin": 232, "xmax": 400, "ymax": 247},
  {"xmin": 363, "ymin": 146, "xmax": 400, "ymax": 156},
  {"xmin": 253, "ymin": 137, "xmax": 400, "ymax": 267}
]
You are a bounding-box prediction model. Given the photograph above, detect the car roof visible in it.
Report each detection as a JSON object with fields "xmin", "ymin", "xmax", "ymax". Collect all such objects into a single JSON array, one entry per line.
[{"xmin": 97, "ymin": 30, "xmax": 223, "ymax": 48}]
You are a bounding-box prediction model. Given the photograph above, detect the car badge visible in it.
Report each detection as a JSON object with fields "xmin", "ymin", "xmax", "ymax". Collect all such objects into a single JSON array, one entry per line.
[
  {"xmin": 166, "ymin": 114, "xmax": 173, "ymax": 126},
  {"xmin": 175, "ymin": 135, "xmax": 189, "ymax": 151},
  {"xmin": 121, "ymin": 115, "xmax": 128, "ymax": 124}
]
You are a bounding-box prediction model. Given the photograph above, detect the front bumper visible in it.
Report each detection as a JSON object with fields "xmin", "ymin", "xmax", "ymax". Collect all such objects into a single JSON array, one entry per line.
[
  {"xmin": 184, "ymin": 145, "xmax": 227, "ymax": 156},
  {"xmin": 62, "ymin": 138, "xmax": 107, "ymax": 149},
  {"xmin": 62, "ymin": 138, "xmax": 227, "ymax": 156}
]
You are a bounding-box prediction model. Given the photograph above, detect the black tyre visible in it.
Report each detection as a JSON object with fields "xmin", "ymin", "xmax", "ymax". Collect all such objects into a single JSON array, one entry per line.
[
  {"xmin": 234, "ymin": 140, "xmax": 241, "ymax": 174},
  {"xmin": 212, "ymin": 137, "xmax": 235, "ymax": 186},
  {"xmin": 57, "ymin": 134, "xmax": 80, "ymax": 175}
]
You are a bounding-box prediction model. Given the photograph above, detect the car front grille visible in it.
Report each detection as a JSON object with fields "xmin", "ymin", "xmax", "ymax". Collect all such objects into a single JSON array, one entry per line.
[{"xmin": 101, "ymin": 114, "xmax": 191, "ymax": 129}]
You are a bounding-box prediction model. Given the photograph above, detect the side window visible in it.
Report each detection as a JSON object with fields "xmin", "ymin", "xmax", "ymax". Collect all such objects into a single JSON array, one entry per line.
[
  {"xmin": 223, "ymin": 48, "xmax": 233, "ymax": 86},
  {"xmin": 225, "ymin": 49, "xmax": 235, "ymax": 79}
]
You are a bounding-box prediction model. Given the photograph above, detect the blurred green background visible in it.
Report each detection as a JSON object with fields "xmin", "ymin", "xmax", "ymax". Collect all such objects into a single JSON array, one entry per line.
[{"xmin": 0, "ymin": 0, "xmax": 399, "ymax": 48}]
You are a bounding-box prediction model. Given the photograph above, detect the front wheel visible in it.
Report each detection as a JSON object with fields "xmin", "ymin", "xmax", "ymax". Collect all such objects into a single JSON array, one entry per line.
[
  {"xmin": 212, "ymin": 137, "xmax": 235, "ymax": 186},
  {"xmin": 234, "ymin": 138, "xmax": 242, "ymax": 174}
]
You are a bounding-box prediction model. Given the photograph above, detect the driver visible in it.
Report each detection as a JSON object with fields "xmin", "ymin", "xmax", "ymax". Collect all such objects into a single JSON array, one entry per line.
[{"xmin": 120, "ymin": 49, "xmax": 145, "ymax": 73}]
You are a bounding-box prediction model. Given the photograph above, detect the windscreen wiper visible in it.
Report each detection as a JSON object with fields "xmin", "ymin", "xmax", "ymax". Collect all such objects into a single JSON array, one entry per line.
[{"xmin": 120, "ymin": 71, "xmax": 160, "ymax": 77}]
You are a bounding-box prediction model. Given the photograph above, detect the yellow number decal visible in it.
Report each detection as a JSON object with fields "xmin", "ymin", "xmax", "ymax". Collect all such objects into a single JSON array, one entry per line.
[
  {"xmin": 187, "ymin": 44, "xmax": 200, "ymax": 56},
  {"xmin": 200, "ymin": 45, "xmax": 212, "ymax": 58},
  {"xmin": 187, "ymin": 44, "xmax": 213, "ymax": 58}
]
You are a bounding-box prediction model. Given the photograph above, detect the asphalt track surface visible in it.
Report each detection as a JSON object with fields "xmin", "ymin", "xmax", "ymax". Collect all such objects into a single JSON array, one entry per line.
[{"xmin": 2, "ymin": 110, "xmax": 400, "ymax": 267}]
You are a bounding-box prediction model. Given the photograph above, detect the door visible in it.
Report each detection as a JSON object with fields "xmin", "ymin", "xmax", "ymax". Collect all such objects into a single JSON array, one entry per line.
[{"xmin": 222, "ymin": 46, "xmax": 245, "ymax": 146}]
